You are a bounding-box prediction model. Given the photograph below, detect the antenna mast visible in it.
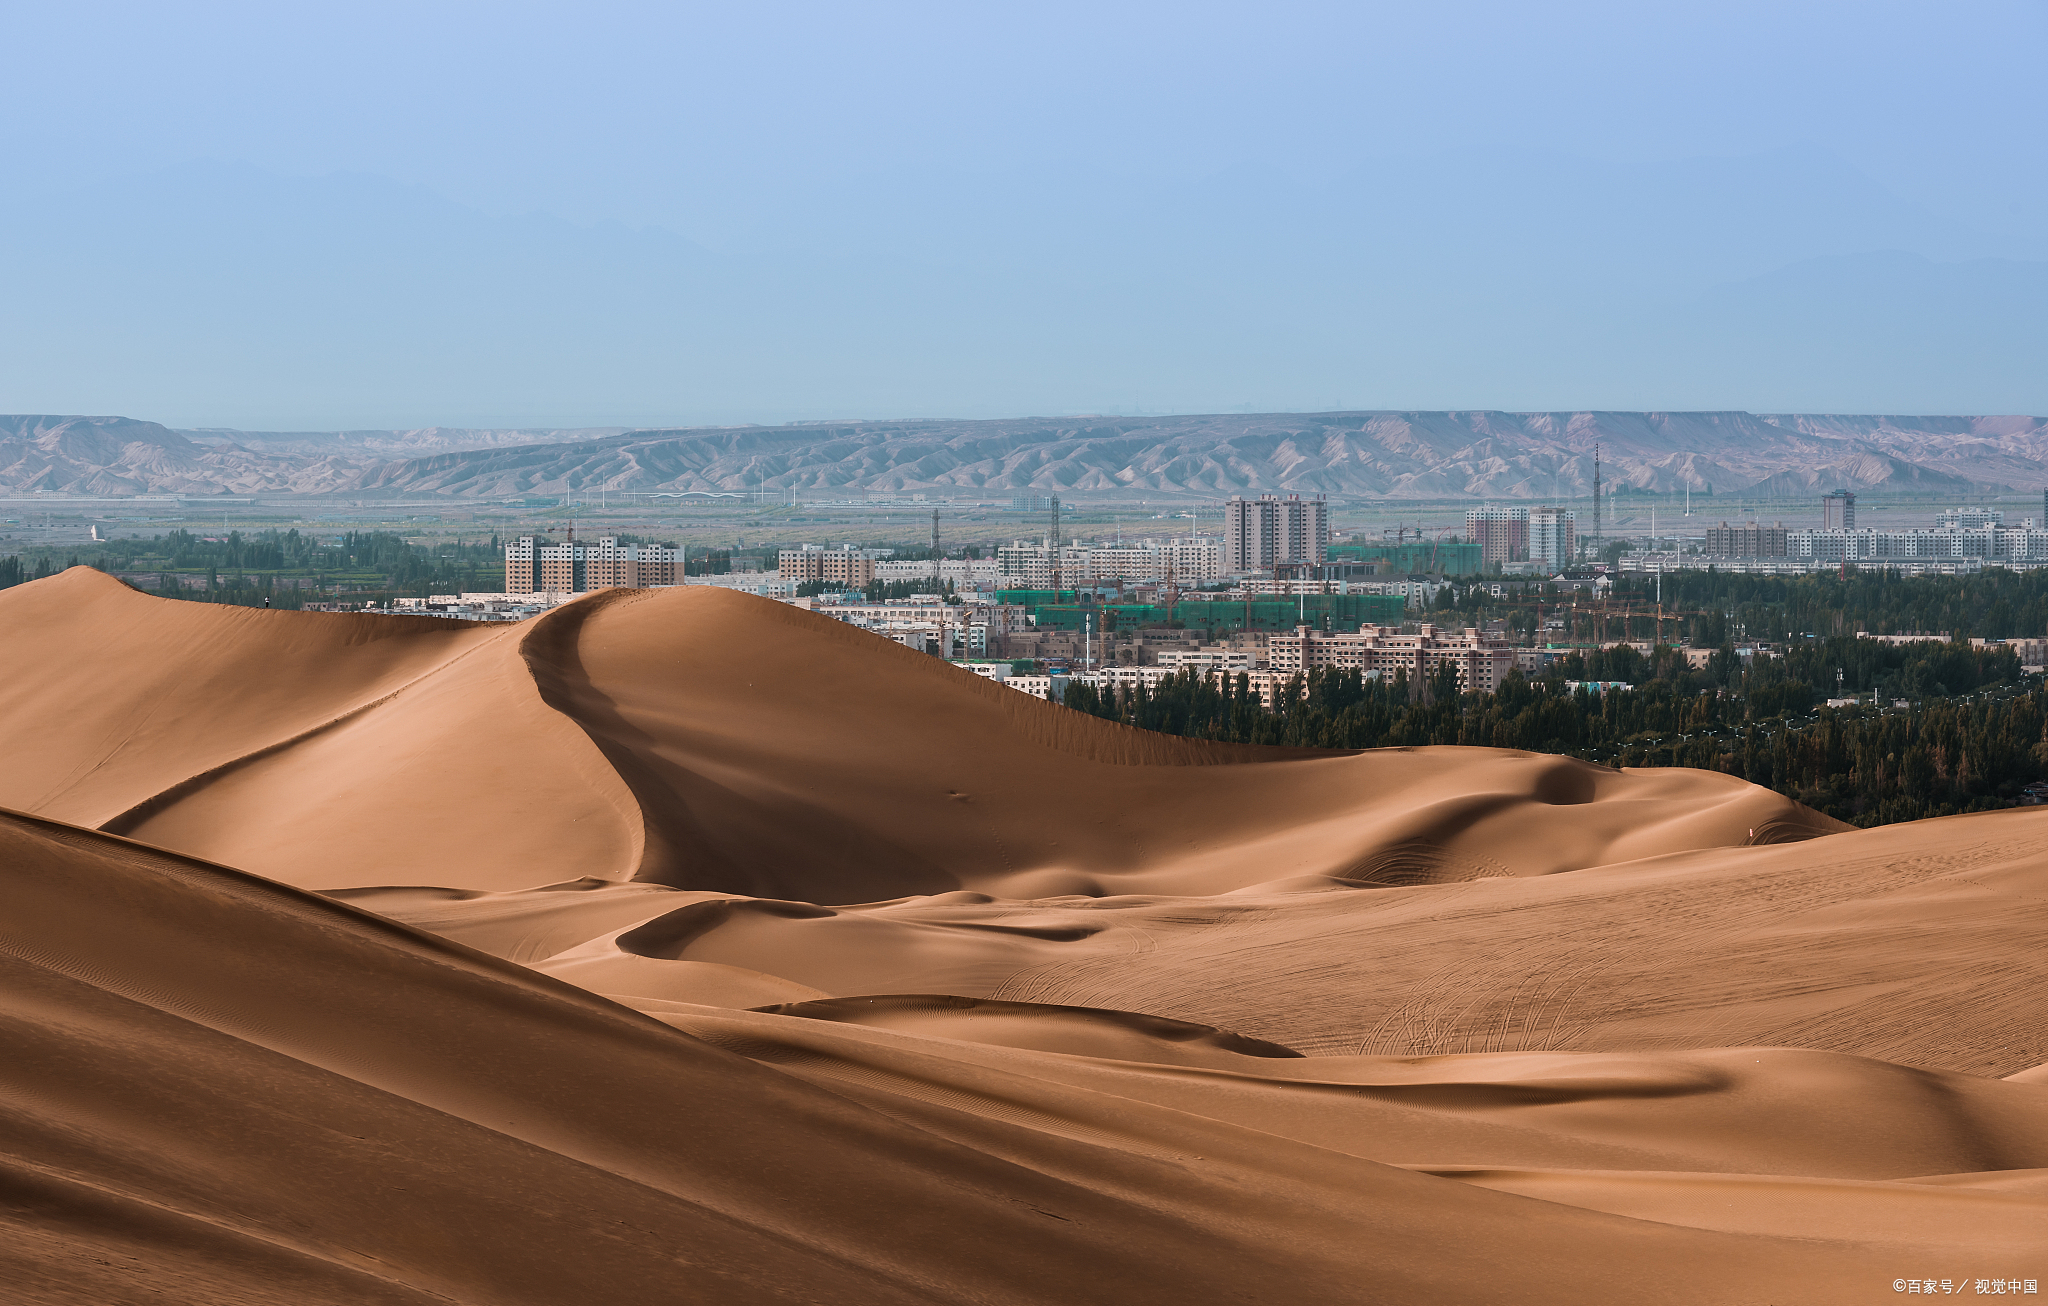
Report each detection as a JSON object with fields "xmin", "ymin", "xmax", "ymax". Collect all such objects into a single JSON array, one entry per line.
[
  {"xmin": 1592, "ymin": 442, "xmax": 1602, "ymax": 560},
  {"xmin": 1049, "ymin": 495, "xmax": 1062, "ymax": 600},
  {"xmin": 931, "ymin": 509, "xmax": 941, "ymax": 585}
]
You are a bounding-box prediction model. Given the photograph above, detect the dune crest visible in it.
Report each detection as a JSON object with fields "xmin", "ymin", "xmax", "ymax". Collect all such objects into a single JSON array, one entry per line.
[{"xmin": 0, "ymin": 568, "xmax": 1836, "ymax": 897}]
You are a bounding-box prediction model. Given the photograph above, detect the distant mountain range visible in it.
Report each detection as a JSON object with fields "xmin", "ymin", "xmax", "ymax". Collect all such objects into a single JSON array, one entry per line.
[
  {"xmin": 180, "ymin": 426, "xmax": 629, "ymax": 457},
  {"xmin": 4, "ymin": 411, "xmax": 2045, "ymax": 501}
]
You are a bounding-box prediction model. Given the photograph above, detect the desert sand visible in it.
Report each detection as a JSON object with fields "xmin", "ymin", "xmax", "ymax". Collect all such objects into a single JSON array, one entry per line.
[{"xmin": 0, "ymin": 567, "xmax": 2042, "ymax": 1303}]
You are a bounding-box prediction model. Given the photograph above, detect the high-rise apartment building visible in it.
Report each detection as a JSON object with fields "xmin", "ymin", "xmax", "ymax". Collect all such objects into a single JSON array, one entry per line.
[
  {"xmin": 1705, "ymin": 522, "xmax": 1789, "ymax": 557},
  {"xmin": 1528, "ymin": 508, "xmax": 1576, "ymax": 568},
  {"xmin": 1224, "ymin": 494, "xmax": 1328, "ymax": 572},
  {"xmin": 1822, "ymin": 490, "xmax": 1857, "ymax": 529},
  {"xmin": 1464, "ymin": 507, "xmax": 1529, "ymax": 570},
  {"xmin": 504, "ymin": 536, "xmax": 680, "ymax": 594},
  {"xmin": 583, "ymin": 536, "xmax": 679, "ymax": 588},
  {"xmin": 504, "ymin": 535, "xmax": 551, "ymax": 593}
]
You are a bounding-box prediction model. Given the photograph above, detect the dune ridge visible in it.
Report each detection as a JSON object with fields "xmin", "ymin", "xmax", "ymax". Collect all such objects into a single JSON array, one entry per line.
[
  {"xmin": 1, "ymin": 567, "xmax": 2040, "ymax": 1302},
  {"xmin": 0, "ymin": 569, "xmax": 1835, "ymax": 897}
]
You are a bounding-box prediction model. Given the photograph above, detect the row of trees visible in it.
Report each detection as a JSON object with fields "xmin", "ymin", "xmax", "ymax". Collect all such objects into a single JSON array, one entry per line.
[
  {"xmin": 0, "ymin": 554, "xmax": 60, "ymax": 587},
  {"xmin": 0, "ymin": 530, "xmax": 507, "ymax": 604},
  {"xmin": 1431, "ymin": 568, "xmax": 2048, "ymax": 646},
  {"xmin": 1059, "ymin": 636, "xmax": 2038, "ymax": 827}
]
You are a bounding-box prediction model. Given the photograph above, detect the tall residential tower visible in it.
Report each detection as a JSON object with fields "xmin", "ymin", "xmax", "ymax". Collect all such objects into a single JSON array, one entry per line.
[
  {"xmin": 1528, "ymin": 508, "xmax": 1576, "ymax": 569},
  {"xmin": 1224, "ymin": 494, "xmax": 1329, "ymax": 571},
  {"xmin": 1464, "ymin": 507, "xmax": 1529, "ymax": 570}
]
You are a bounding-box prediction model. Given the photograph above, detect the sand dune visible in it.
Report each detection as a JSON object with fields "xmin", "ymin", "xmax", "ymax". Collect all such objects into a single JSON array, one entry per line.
[
  {"xmin": 0, "ymin": 569, "xmax": 1835, "ymax": 896},
  {"xmin": 0, "ymin": 568, "xmax": 2041, "ymax": 1302},
  {"xmin": 0, "ymin": 808, "xmax": 1934, "ymax": 1304},
  {"xmin": 347, "ymin": 806, "xmax": 2048, "ymax": 1071}
]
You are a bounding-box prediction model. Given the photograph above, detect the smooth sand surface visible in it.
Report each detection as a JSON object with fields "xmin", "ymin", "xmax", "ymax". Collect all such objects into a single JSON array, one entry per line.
[
  {"xmin": 1, "ymin": 569, "xmax": 2041, "ymax": 1303},
  {"xmin": 0, "ymin": 569, "xmax": 1837, "ymax": 895}
]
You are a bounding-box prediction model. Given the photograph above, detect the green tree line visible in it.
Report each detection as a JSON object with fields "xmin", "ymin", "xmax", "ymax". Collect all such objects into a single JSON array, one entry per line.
[
  {"xmin": 0, "ymin": 529, "xmax": 507, "ymax": 606},
  {"xmin": 1434, "ymin": 567, "xmax": 2048, "ymax": 646},
  {"xmin": 1060, "ymin": 634, "xmax": 2040, "ymax": 828}
]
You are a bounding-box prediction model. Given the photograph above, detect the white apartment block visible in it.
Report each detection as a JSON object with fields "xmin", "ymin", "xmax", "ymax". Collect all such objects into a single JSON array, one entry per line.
[
  {"xmin": 1616, "ymin": 551, "xmax": 1694, "ymax": 573},
  {"xmin": 1224, "ymin": 495, "xmax": 1328, "ymax": 571},
  {"xmin": 872, "ymin": 558, "xmax": 1001, "ymax": 584},
  {"xmin": 1624, "ymin": 553, "xmax": 1988, "ymax": 577},
  {"xmin": 996, "ymin": 537, "xmax": 1221, "ymax": 588},
  {"xmin": 874, "ymin": 622, "xmax": 948, "ymax": 655},
  {"xmin": 777, "ymin": 545, "xmax": 876, "ymax": 587},
  {"xmin": 1085, "ymin": 665, "xmax": 1179, "ymax": 692},
  {"xmin": 1232, "ymin": 575, "xmax": 1442, "ymax": 606},
  {"xmin": 1079, "ymin": 538, "xmax": 1222, "ymax": 582},
  {"xmin": 1787, "ymin": 526, "xmax": 2048, "ymax": 564},
  {"xmin": 505, "ymin": 535, "xmax": 680, "ymax": 593},
  {"xmin": 1155, "ymin": 647, "xmax": 1259, "ymax": 672},
  {"xmin": 1006, "ymin": 674, "xmax": 1066, "ymax": 701},
  {"xmin": 1361, "ymin": 578, "xmax": 1447, "ymax": 609},
  {"xmin": 1528, "ymin": 508, "xmax": 1576, "ymax": 568},
  {"xmin": 955, "ymin": 661, "xmax": 1014, "ymax": 683},
  {"xmin": 1936, "ymin": 508, "xmax": 2003, "ymax": 529},
  {"xmin": 1265, "ymin": 623, "xmax": 1519, "ymax": 694},
  {"xmin": 996, "ymin": 544, "xmax": 1059, "ymax": 590},
  {"xmin": 815, "ymin": 600, "xmax": 1027, "ymax": 633},
  {"xmin": 806, "ymin": 598, "xmax": 1028, "ymax": 660}
]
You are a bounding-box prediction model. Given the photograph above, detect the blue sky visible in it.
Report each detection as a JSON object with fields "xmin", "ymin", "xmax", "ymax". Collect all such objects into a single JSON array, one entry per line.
[{"xmin": 2, "ymin": 2, "xmax": 2043, "ymax": 428}]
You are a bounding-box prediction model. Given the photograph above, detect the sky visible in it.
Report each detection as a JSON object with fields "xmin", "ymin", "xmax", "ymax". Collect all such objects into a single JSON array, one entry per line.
[{"xmin": 2, "ymin": 1, "xmax": 2044, "ymax": 429}]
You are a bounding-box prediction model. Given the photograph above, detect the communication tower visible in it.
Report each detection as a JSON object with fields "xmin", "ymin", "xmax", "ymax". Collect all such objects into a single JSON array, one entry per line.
[
  {"xmin": 1591, "ymin": 443, "xmax": 1602, "ymax": 558},
  {"xmin": 1049, "ymin": 495, "xmax": 1062, "ymax": 599}
]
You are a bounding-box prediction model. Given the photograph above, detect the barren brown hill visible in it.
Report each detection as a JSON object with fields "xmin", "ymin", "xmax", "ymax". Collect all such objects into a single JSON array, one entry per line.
[
  {"xmin": 13, "ymin": 408, "xmax": 2048, "ymax": 499},
  {"xmin": 1, "ymin": 567, "xmax": 2043, "ymax": 1304}
]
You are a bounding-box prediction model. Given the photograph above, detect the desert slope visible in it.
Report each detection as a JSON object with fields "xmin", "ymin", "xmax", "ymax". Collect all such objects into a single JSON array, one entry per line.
[
  {"xmin": 0, "ymin": 569, "xmax": 1833, "ymax": 896},
  {"xmin": 2, "ymin": 808, "xmax": 2041, "ymax": 1304},
  {"xmin": 339, "ymin": 800, "xmax": 2048, "ymax": 1075},
  {"xmin": 3, "ymin": 568, "xmax": 2043, "ymax": 1302}
]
